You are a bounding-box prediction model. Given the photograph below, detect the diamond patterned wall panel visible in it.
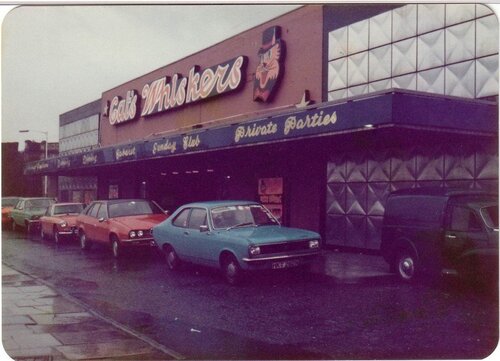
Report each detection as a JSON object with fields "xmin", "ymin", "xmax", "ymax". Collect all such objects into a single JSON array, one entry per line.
[
  {"xmin": 446, "ymin": 21, "xmax": 475, "ymax": 64},
  {"xmin": 390, "ymin": 181, "xmax": 416, "ymax": 193},
  {"xmin": 348, "ymin": 52, "xmax": 369, "ymax": 86},
  {"xmin": 369, "ymin": 45, "xmax": 392, "ymax": 81},
  {"xmin": 443, "ymin": 144, "xmax": 475, "ymax": 180},
  {"xmin": 446, "ymin": 3, "xmax": 476, "ymax": 26},
  {"xmin": 444, "ymin": 180, "xmax": 475, "ymax": 189},
  {"xmin": 415, "ymin": 145, "xmax": 445, "ymax": 180},
  {"xmin": 368, "ymin": 79, "xmax": 392, "ymax": 93},
  {"xmin": 393, "ymin": 5, "xmax": 417, "ymax": 41},
  {"xmin": 346, "ymin": 183, "xmax": 368, "ymax": 215},
  {"xmin": 347, "ymin": 84, "xmax": 369, "ymax": 98},
  {"xmin": 326, "ymin": 215, "xmax": 346, "ymax": 245},
  {"xmin": 393, "ymin": 38, "xmax": 417, "ymax": 76},
  {"xmin": 328, "ymin": 27, "xmax": 348, "ymax": 60},
  {"xmin": 475, "ymin": 149, "xmax": 499, "ymax": 180},
  {"xmin": 476, "ymin": 15, "xmax": 499, "ymax": 58},
  {"xmin": 367, "ymin": 150, "xmax": 391, "ymax": 182},
  {"xmin": 328, "ymin": 58, "xmax": 348, "ymax": 91},
  {"xmin": 370, "ymin": 11, "xmax": 392, "ymax": 48},
  {"xmin": 445, "ymin": 61, "xmax": 475, "ymax": 98},
  {"xmin": 345, "ymin": 153, "xmax": 367, "ymax": 182},
  {"xmin": 477, "ymin": 4, "xmax": 494, "ymax": 17},
  {"xmin": 474, "ymin": 179, "xmax": 499, "ymax": 192},
  {"xmin": 366, "ymin": 216, "xmax": 384, "ymax": 250},
  {"xmin": 345, "ymin": 215, "xmax": 367, "ymax": 248},
  {"xmin": 417, "ymin": 30, "xmax": 445, "ymax": 71},
  {"xmin": 391, "ymin": 148, "xmax": 417, "ymax": 181},
  {"xmin": 418, "ymin": 4, "xmax": 445, "ymax": 34},
  {"xmin": 392, "ymin": 73, "xmax": 417, "ymax": 91},
  {"xmin": 476, "ymin": 55, "xmax": 499, "ymax": 98},
  {"xmin": 348, "ymin": 19, "xmax": 369, "ymax": 55},
  {"xmin": 415, "ymin": 180, "xmax": 445, "ymax": 189},
  {"xmin": 417, "ymin": 67, "xmax": 445, "ymax": 95},
  {"xmin": 327, "ymin": 155, "xmax": 347, "ymax": 182},
  {"xmin": 326, "ymin": 183, "xmax": 347, "ymax": 214},
  {"xmin": 328, "ymin": 89, "xmax": 348, "ymax": 102},
  {"xmin": 367, "ymin": 182, "xmax": 390, "ymax": 216}
]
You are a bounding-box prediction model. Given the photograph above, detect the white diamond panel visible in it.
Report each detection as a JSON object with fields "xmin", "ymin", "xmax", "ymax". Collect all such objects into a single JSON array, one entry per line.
[
  {"xmin": 347, "ymin": 84, "xmax": 368, "ymax": 97},
  {"xmin": 476, "ymin": 15, "xmax": 499, "ymax": 58},
  {"xmin": 417, "ymin": 68, "xmax": 445, "ymax": 95},
  {"xmin": 476, "ymin": 55, "xmax": 499, "ymax": 98},
  {"xmin": 369, "ymin": 45, "xmax": 391, "ymax": 81},
  {"xmin": 328, "ymin": 58, "xmax": 348, "ymax": 91},
  {"xmin": 392, "ymin": 73, "xmax": 416, "ymax": 91},
  {"xmin": 348, "ymin": 20, "xmax": 369, "ymax": 55},
  {"xmin": 392, "ymin": 38, "xmax": 416, "ymax": 76},
  {"xmin": 392, "ymin": 5, "xmax": 417, "ymax": 41},
  {"xmin": 445, "ymin": 61, "xmax": 475, "ymax": 98},
  {"xmin": 369, "ymin": 79, "xmax": 391, "ymax": 93},
  {"xmin": 418, "ymin": 30, "xmax": 444, "ymax": 71},
  {"xmin": 328, "ymin": 27, "xmax": 348, "ymax": 60},
  {"xmin": 446, "ymin": 21, "xmax": 476, "ymax": 64},
  {"xmin": 417, "ymin": 4, "xmax": 445, "ymax": 34},
  {"xmin": 348, "ymin": 51, "xmax": 368, "ymax": 86},
  {"xmin": 369, "ymin": 11, "xmax": 392, "ymax": 48},
  {"xmin": 328, "ymin": 89, "xmax": 348, "ymax": 102},
  {"xmin": 477, "ymin": 4, "xmax": 494, "ymax": 17},
  {"xmin": 446, "ymin": 3, "xmax": 476, "ymax": 26}
]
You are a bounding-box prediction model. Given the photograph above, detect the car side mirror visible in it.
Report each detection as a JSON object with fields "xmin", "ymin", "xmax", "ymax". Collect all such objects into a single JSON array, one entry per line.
[
  {"xmin": 200, "ymin": 225, "xmax": 209, "ymax": 232},
  {"xmin": 98, "ymin": 217, "xmax": 105, "ymax": 223}
]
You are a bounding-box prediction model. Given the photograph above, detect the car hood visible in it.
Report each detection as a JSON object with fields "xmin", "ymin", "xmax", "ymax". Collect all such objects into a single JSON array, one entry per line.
[
  {"xmin": 2, "ymin": 207, "xmax": 13, "ymax": 214},
  {"xmin": 215, "ymin": 225, "xmax": 320, "ymax": 245},
  {"xmin": 112, "ymin": 214, "xmax": 167, "ymax": 229},
  {"xmin": 53, "ymin": 215, "xmax": 80, "ymax": 224}
]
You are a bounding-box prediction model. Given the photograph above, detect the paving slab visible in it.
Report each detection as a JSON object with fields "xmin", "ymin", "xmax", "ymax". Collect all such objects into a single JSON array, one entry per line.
[{"xmin": 55, "ymin": 339, "xmax": 160, "ymax": 360}]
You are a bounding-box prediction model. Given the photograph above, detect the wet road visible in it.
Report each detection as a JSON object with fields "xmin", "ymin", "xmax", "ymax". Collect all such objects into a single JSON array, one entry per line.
[{"xmin": 2, "ymin": 229, "xmax": 498, "ymax": 360}]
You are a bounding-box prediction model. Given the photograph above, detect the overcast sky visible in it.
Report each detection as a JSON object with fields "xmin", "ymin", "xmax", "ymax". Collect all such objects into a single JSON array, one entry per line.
[{"xmin": 1, "ymin": 3, "xmax": 300, "ymax": 148}]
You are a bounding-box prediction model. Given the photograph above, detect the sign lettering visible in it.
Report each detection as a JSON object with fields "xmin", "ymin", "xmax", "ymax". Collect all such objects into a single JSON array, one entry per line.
[
  {"xmin": 152, "ymin": 139, "xmax": 177, "ymax": 155},
  {"xmin": 283, "ymin": 111, "xmax": 337, "ymax": 135},
  {"xmin": 82, "ymin": 154, "xmax": 98, "ymax": 165},
  {"xmin": 109, "ymin": 90, "xmax": 138, "ymax": 125},
  {"xmin": 234, "ymin": 121, "xmax": 278, "ymax": 143},
  {"xmin": 183, "ymin": 135, "xmax": 201, "ymax": 150},
  {"xmin": 115, "ymin": 146, "xmax": 136, "ymax": 161}
]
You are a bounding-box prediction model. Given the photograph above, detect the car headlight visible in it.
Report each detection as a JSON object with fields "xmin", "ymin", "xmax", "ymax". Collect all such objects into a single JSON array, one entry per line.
[
  {"xmin": 249, "ymin": 245, "xmax": 261, "ymax": 256},
  {"xmin": 31, "ymin": 215, "xmax": 40, "ymax": 220},
  {"xmin": 309, "ymin": 239, "xmax": 320, "ymax": 249},
  {"xmin": 129, "ymin": 231, "xmax": 136, "ymax": 238},
  {"xmin": 59, "ymin": 221, "xmax": 68, "ymax": 228},
  {"xmin": 138, "ymin": 230, "xmax": 144, "ymax": 237}
]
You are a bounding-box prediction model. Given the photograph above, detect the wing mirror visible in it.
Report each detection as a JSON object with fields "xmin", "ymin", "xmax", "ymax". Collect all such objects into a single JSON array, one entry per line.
[
  {"xmin": 199, "ymin": 225, "xmax": 209, "ymax": 232},
  {"xmin": 98, "ymin": 217, "xmax": 105, "ymax": 223}
]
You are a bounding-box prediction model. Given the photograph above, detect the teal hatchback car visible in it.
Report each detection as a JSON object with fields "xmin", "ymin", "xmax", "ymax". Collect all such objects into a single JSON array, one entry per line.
[{"xmin": 153, "ymin": 201, "xmax": 322, "ymax": 285}]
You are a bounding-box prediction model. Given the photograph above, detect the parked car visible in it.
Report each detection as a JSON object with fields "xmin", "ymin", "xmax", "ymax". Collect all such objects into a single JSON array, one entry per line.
[
  {"xmin": 2, "ymin": 197, "xmax": 21, "ymax": 226},
  {"xmin": 10, "ymin": 197, "xmax": 56, "ymax": 233},
  {"xmin": 76, "ymin": 199, "xmax": 169, "ymax": 258},
  {"xmin": 380, "ymin": 188, "xmax": 498, "ymax": 283},
  {"xmin": 40, "ymin": 202, "xmax": 85, "ymax": 243},
  {"xmin": 153, "ymin": 200, "xmax": 322, "ymax": 285}
]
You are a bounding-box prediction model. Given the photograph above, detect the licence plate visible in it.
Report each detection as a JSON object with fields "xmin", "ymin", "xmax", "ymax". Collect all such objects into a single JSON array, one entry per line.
[{"xmin": 272, "ymin": 259, "xmax": 300, "ymax": 269}]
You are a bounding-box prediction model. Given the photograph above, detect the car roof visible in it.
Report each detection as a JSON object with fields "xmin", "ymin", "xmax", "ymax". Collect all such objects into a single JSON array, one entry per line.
[
  {"xmin": 92, "ymin": 199, "xmax": 152, "ymax": 204},
  {"xmin": 52, "ymin": 202, "xmax": 84, "ymax": 206},
  {"xmin": 180, "ymin": 200, "xmax": 260, "ymax": 209},
  {"xmin": 390, "ymin": 187, "xmax": 497, "ymax": 198}
]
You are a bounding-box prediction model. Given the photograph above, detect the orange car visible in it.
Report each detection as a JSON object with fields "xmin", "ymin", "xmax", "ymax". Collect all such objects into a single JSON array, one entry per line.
[
  {"xmin": 2, "ymin": 197, "xmax": 21, "ymax": 225},
  {"xmin": 75, "ymin": 199, "xmax": 168, "ymax": 258},
  {"xmin": 40, "ymin": 203, "xmax": 85, "ymax": 243}
]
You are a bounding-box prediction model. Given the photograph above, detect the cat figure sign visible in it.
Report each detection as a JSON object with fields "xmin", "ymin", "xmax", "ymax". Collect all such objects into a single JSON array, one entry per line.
[{"xmin": 253, "ymin": 26, "xmax": 285, "ymax": 102}]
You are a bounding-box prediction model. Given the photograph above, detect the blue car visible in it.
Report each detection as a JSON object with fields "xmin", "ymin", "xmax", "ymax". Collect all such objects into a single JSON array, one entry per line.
[{"xmin": 153, "ymin": 200, "xmax": 322, "ymax": 284}]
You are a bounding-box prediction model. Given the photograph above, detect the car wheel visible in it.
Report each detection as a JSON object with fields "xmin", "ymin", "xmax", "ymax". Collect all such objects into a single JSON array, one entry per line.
[
  {"xmin": 79, "ymin": 231, "xmax": 91, "ymax": 251},
  {"xmin": 11, "ymin": 220, "xmax": 17, "ymax": 232},
  {"xmin": 40, "ymin": 227, "xmax": 46, "ymax": 240},
  {"xmin": 165, "ymin": 246, "xmax": 181, "ymax": 271},
  {"xmin": 111, "ymin": 237, "xmax": 121, "ymax": 259},
  {"xmin": 395, "ymin": 249, "xmax": 418, "ymax": 282},
  {"xmin": 53, "ymin": 226, "xmax": 60, "ymax": 244},
  {"xmin": 222, "ymin": 255, "xmax": 242, "ymax": 286}
]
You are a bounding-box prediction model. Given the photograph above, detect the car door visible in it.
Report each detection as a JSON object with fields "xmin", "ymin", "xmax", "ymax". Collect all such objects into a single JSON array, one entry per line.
[
  {"xmin": 93, "ymin": 203, "xmax": 110, "ymax": 244},
  {"xmin": 185, "ymin": 208, "xmax": 215, "ymax": 266},
  {"xmin": 168, "ymin": 208, "xmax": 192, "ymax": 259},
  {"xmin": 11, "ymin": 200, "xmax": 24, "ymax": 226},
  {"xmin": 444, "ymin": 205, "xmax": 487, "ymax": 267},
  {"xmin": 82, "ymin": 203, "xmax": 101, "ymax": 241}
]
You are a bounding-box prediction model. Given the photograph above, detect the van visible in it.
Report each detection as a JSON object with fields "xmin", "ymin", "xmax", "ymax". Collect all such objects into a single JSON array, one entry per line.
[{"xmin": 380, "ymin": 188, "xmax": 498, "ymax": 283}]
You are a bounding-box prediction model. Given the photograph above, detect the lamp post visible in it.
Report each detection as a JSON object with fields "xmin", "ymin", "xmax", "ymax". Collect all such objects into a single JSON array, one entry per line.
[{"xmin": 19, "ymin": 129, "xmax": 49, "ymax": 197}]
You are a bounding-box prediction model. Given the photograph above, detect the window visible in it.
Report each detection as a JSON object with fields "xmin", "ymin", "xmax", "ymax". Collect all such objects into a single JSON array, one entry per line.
[
  {"xmin": 173, "ymin": 208, "xmax": 190, "ymax": 228},
  {"xmin": 97, "ymin": 204, "xmax": 108, "ymax": 219},
  {"xmin": 450, "ymin": 206, "xmax": 482, "ymax": 232},
  {"xmin": 89, "ymin": 203, "xmax": 101, "ymax": 218},
  {"xmin": 188, "ymin": 208, "xmax": 207, "ymax": 229}
]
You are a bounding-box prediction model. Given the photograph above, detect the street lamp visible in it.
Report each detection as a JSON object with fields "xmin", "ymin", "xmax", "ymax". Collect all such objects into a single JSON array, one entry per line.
[{"xmin": 19, "ymin": 129, "xmax": 49, "ymax": 197}]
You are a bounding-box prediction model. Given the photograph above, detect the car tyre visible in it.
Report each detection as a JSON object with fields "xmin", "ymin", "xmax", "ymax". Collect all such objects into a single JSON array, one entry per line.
[
  {"xmin": 41, "ymin": 227, "xmax": 46, "ymax": 240},
  {"xmin": 54, "ymin": 227, "xmax": 60, "ymax": 244},
  {"xmin": 11, "ymin": 220, "xmax": 17, "ymax": 232},
  {"xmin": 222, "ymin": 255, "xmax": 242, "ymax": 286},
  {"xmin": 111, "ymin": 237, "xmax": 122, "ymax": 259},
  {"xmin": 79, "ymin": 230, "xmax": 92, "ymax": 251},
  {"xmin": 394, "ymin": 248, "xmax": 418, "ymax": 282},
  {"xmin": 165, "ymin": 246, "xmax": 181, "ymax": 271}
]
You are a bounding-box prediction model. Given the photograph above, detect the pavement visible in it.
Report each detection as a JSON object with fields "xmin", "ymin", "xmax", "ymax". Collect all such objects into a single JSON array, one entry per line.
[{"xmin": 2, "ymin": 250, "xmax": 393, "ymax": 360}]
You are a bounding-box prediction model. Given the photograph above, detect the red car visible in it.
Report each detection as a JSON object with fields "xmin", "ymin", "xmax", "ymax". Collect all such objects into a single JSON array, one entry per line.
[
  {"xmin": 75, "ymin": 199, "xmax": 168, "ymax": 258},
  {"xmin": 40, "ymin": 203, "xmax": 85, "ymax": 243}
]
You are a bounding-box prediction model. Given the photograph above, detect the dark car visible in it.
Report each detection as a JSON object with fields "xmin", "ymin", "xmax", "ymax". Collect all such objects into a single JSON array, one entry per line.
[
  {"xmin": 153, "ymin": 200, "xmax": 322, "ymax": 285},
  {"xmin": 380, "ymin": 188, "xmax": 498, "ymax": 283},
  {"xmin": 75, "ymin": 199, "xmax": 169, "ymax": 258}
]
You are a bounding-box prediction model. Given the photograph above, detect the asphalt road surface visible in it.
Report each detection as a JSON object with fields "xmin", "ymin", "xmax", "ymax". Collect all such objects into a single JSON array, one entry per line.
[{"xmin": 2, "ymin": 229, "xmax": 498, "ymax": 360}]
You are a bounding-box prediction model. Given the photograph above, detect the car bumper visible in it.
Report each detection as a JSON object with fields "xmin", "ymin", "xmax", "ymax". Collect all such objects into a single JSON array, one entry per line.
[
  {"xmin": 121, "ymin": 238, "xmax": 157, "ymax": 248},
  {"xmin": 241, "ymin": 251, "xmax": 321, "ymax": 271}
]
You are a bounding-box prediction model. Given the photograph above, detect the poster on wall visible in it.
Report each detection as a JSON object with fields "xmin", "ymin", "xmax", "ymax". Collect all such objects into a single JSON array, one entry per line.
[
  {"xmin": 258, "ymin": 177, "xmax": 283, "ymax": 222},
  {"xmin": 109, "ymin": 184, "xmax": 119, "ymax": 199}
]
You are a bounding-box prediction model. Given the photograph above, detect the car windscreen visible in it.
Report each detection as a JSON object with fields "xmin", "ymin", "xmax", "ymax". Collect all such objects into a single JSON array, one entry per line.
[
  {"xmin": 481, "ymin": 205, "xmax": 499, "ymax": 229},
  {"xmin": 25, "ymin": 199, "xmax": 54, "ymax": 209},
  {"xmin": 108, "ymin": 200, "xmax": 163, "ymax": 218},
  {"xmin": 211, "ymin": 204, "xmax": 278, "ymax": 229},
  {"xmin": 54, "ymin": 204, "xmax": 84, "ymax": 215}
]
